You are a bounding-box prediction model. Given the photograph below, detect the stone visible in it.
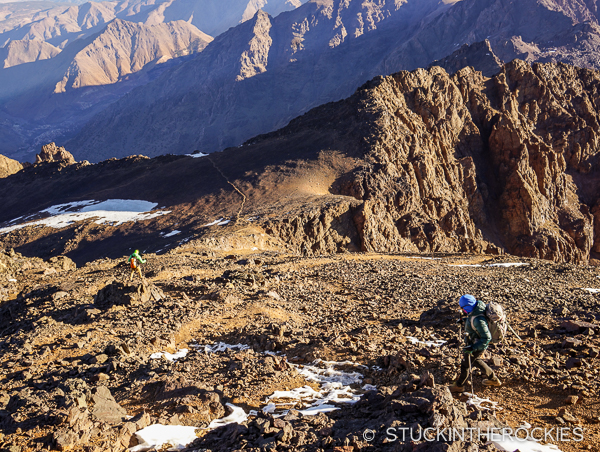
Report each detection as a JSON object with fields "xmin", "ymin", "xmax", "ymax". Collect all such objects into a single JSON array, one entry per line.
[
  {"xmin": 565, "ymin": 357, "xmax": 582, "ymax": 369},
  {"xmin": 561, "ymin": 320, "xmax": 597, "ymax": 334},
  {"xmin": 565, "ymin": 395, "xmax": 579, "ymax": 405},
  {"xmin": 562, "ymin": 337, "xmax": 582, "ymax": 348},
  {"xmin": 35, "ymin": 143, "xmax": 76, "ymax": 165},
  {"xmin": 89, "ymin": 386, "xmax": 127, "ymax": 423},
  {"xmin": 91, "ymin": 354, "xmax": 109, "ymax": 364},
  {"xmin": 54, "ymin": 428, "xmax": 79, "ymax": 451},
  {"xmin": 0, "ymin": 155, "xmax": 23, "ymax": 178},
  {"xmin": 491, "ymin": 356, "xmax": 503, "ymax": 367}
]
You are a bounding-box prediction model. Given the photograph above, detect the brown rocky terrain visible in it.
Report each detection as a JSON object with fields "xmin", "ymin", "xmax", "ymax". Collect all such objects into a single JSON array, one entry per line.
[
  {"xmin": 0, "ymin": 60, "xmax": 599, "ymax": 265},
  {"xmin": 0, "ymin": 246, "xmax": 599, "ymax": 451}
]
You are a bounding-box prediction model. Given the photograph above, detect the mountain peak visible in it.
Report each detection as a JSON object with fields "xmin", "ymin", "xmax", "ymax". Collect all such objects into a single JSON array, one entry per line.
[{"xmin": 236, "ymin": 9, "xmax": 273, "ymax": 81}]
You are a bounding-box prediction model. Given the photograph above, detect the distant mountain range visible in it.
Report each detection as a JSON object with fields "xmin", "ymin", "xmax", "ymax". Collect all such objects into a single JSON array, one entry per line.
[
  {"xmin": 3, "ymin": 0, "xmax": 600, "ymax": 162},
  {"xmin": 0, "ymin": 0, "xmax": 304, "ymax": 159},
  {"xmin": 66, "ymin": 0, "xmax": 600, "ymax": 162}
]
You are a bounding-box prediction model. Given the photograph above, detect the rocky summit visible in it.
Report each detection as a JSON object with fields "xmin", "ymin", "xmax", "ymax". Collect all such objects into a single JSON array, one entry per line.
[
  {"xmin": 0, "ymin": 247, "xmax": 599, "ymax": 451},
  {"xmin": 1, "ymin": 60, "xmax": 599, "ymax": 265}
]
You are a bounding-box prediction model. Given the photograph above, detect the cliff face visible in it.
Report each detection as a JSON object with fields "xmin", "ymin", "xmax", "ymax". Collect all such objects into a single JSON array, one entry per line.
[{"xmin": 241, "ymin": 60, "xmax": 600, "ymax": 263}]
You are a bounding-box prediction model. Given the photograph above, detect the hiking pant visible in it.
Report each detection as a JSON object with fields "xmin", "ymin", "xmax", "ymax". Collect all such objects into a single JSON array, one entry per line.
[
  {"xmin": 129, "ymin": 267, "xmax": 143, "ymax": 281},
  {"xmin": 456, "ymin": 350, "xmax": 495, "ymax": 386}
]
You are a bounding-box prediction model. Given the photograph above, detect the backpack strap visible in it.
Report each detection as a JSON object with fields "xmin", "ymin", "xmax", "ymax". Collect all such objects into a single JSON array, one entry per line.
[{"xmin": 469, "ymin": 314, "xmax": 486, "ymax": 331}]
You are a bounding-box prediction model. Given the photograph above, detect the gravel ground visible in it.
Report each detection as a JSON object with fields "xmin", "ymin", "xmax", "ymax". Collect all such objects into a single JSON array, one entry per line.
[{"xmin": 0, "ymin": 250, "xmax": 599, "ymax": 451}]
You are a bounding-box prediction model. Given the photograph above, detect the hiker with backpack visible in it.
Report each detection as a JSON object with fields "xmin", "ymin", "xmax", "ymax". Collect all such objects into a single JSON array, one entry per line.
[
  {"xmin": 127, "ymin": 249, "xmax": 146, "ymax": 281},
  {"xmin": 449, "ymin": 294, "xmax": 503, "ymax": 393}
]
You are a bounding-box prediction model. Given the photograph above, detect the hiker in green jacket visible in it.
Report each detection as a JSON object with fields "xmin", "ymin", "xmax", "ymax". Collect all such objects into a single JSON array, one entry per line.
[
  {"xmin": 127, "ymin": 249, "xmax": 146, "ymax": 282},
  {"xmin": 449, "ymin": 294, "xmax": 502, "ymax": 393}
]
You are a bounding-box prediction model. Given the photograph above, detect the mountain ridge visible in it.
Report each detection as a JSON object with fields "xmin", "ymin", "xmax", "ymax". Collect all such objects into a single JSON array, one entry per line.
[
  {"xmin": 1, "ymin": 60, "xmax": 599, "ymax": 265},
  {"xmin": 66, "ymin": 0, "xmax": 600, "ymax": 162}
]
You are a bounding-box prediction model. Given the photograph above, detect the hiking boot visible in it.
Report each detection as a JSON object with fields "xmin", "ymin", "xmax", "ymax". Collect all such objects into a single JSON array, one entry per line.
[
  {"xmin": 482, "ymin": 376, "xmax": 502, "ymax": 387},
  {"xmin": 449, "ymin": 383, "xmax": 465, "ymax": 393}
]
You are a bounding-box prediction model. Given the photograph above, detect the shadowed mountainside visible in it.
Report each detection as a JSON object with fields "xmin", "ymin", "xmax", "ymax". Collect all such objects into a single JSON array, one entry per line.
[{"xmin": 66, "ymin": 0, "xmax": 600, "ymax": 161}]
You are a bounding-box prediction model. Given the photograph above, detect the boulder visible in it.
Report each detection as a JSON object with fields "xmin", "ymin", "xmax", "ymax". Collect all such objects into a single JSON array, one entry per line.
[
  {"xmin": 35, "ymin": 142, "xmax": 76, "ymax": 165},
  {"xmin": 89, "ymin": 386, "xmax": 127, "ymax": 424},
  {"xmin": 95, "ymin": 281, "xmax": 164, "ymax": 308},
  {"xmin": 561, "ymin": 320, "xmax": 597, "ymax": 334},
  {"xmin": 0, "ymin": 155, "xmax": 22, "ymax": 178}
]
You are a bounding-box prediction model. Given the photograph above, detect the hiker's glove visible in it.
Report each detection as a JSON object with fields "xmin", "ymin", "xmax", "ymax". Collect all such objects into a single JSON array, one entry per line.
[{"xmin": 462, "ymin": 346, "xmax": 474, "ymax": 355}]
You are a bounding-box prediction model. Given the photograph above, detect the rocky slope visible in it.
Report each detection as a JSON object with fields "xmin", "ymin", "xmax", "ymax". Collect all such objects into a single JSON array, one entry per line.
[
  {"xmin": 53, "ymin": 19, "xmax": 212, "ymax": 92},
  {"xmin": 66, "ymin": 0, "xmax": 600, "ymax": 161},
  {"xmin": 0, "ymin": 153, "xmax": 22, "ymax": 178},
  {"xmin": 0, "ymin": 39, "xmax": 60, "ymax": 68},
  {"xmin": 0, "ymin": 60, "xmax": 599, "ymax": 265},
  {"xmin": 0, "ymin": 249, "xmax": 598, "ymax": 451}
]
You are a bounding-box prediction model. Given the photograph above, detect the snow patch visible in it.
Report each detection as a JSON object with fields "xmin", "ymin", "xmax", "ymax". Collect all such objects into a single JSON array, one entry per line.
[
  {"xmin": 0, "ymin": 200, "xmax": 169, "ymax": 234},
  {"xmin": 162, "ymin": 230, "xmax": 181, "ymax": 237},
  {"xmin": 185, "ymin": 152, "xmax": 208, "ymax": 158},
  {"xmin": 149, "ymin": 349, "xmax": 188, "ymax": 361},
  {"xmin": 197, "ymin": 342, "xmax": 250, "ymax": 353},
  {"xmin": 449, "ymin": 263, "xmax": 528, "ymax": 268},
  {"xmin": 129, "ymin": 424, "xmax": 199, "ymax": 451},
  {"xmin": 265, "ymin": 360, "xmax": 367, "ymax": 417},
  {"xmin": 206, "ymin": 403, "xmax": 248, "ymax": 429},
  {"xmin": 487, "ymin": 436, "xmax": 562, "ymax": 451},
  {"xmin": 407, "ymin": 336, "xmax": 446, "ymax": 347},
  {"xmin": 409, "ymin": 256, "xmax": 441, "ymax": 260},
  {"xmin": 202, "ymin": 218, "xmax": 231, "ymax": 227},
  {"xmin": 582, "ymin": 288, "xmax": 600, "ymax": 293},
  {"xmin": 465, "ymin": 393, "xmax": 501, "ymax": 411}
]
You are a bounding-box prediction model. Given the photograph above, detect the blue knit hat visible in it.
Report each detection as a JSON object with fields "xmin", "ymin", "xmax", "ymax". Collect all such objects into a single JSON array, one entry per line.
[{"xmin": 459, "ymin": 294, "xmax": 477, "ymax": 313}]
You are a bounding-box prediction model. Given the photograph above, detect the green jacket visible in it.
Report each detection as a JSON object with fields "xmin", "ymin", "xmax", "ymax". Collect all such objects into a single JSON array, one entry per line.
[
  {"xmin": 127, "ymin": 252, "xmax": 146, "ymax": 265},
  {"xmin": 464, "ymin": 300, "xmax": 492, "ymax": 352}
]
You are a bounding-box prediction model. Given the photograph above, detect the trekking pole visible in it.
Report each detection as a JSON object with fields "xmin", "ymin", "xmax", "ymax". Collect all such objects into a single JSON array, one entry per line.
[
  {"xmin": 468, "ymin": 353, "xmax": 475, "ymax": 397},
  {"xmin": 507, "ymin": 322, "xmax": 522, "ymax": 341}
]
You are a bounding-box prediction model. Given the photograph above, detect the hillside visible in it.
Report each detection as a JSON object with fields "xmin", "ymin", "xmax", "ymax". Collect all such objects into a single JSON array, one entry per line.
[
  {"xmin": 0, "ymin": 60, "xmax": 599, "ymax": 265},
  {"xmin": 54, "ymin": 19, "xmax": 212, "ymax": 92},
  {"xmin": 0, "ymin": 0, "xmax": 304, "ymax": 159},
  {"xmin": 0, "ymin": 38, "xmax": 60, "ymax": 68},
  {"xmin": 0, "ymin": 0, "xmax": 304, "ymax": 50},
  {"xmin": 66, "ymin": 0, "xmax": 600, "ymax": 161},
  {"xmin": 0, "ymin": 18, "xmax": 212, "ymax": 158}
]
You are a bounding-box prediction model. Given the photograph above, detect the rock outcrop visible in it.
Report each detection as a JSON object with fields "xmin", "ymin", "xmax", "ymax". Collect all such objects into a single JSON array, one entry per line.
[
  {"xmin": 0, "ymin": 154, "xmax": 22, "ymax": 178},
  {"xmin": 35, "ymin": 143, "xmax": 76, "ymax": 165},
  {"xmin": 240, "ymin": 60, "xmax": 600, "ymax": 263}
]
